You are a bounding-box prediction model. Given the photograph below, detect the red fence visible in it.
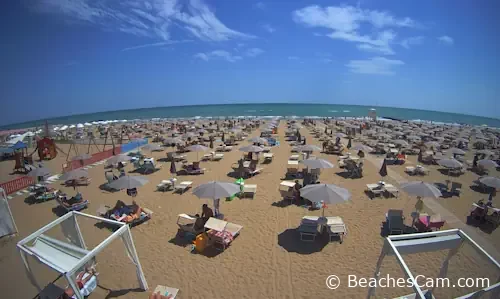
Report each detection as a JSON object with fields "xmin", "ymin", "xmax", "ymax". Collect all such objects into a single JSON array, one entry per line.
[
  {"xmin": 2, "ymin": 146, "xmax": 122, "ymax": 195},
  {"xmin": 0, "ymin": 176, "xmax": 35, "ymax": 195}
]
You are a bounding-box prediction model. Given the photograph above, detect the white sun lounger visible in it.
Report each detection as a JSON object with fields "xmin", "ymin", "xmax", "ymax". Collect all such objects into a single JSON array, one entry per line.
[
  {"xmin": 289, "ymin": 154, "xmax": 300, "ymax": 160},
  {"xmin": 324, "ymin": 216, "xmax": 347, "ymax": 243},
  {"xmin": 157, "ymin": 179, "xmax": 177, "ymax": 191},
  {"xmin": 298, "ymin": 217, "xmax": 320, "ymax": 242},
  {"xmin": 247, "ymin": 168, "xmax": 263, "ymax": 176},
  {"xmin": 205, "ymin": 217, "xmax": 243, "ymax": 251},
  {"xmin": 242, "ymin": 184, "xmax": 257, "ymax": 197},
  {"xmin": 366, "ymin": 183, "xmax": 384, "ymax": 197},
  {"xmin": 153, "ymin": 285, "xmax": 179, "ymax": 299},
  {"xmin": 212, "ymin": 153, "xmax": 224, "ymax": 161},
  {"xmin": 263, "ymin": 153, "xmax": 274, "ymax": 162},
  {"xmin": 174, "ymin": 181, "xmax": 193, "ymax": 194},
  {"xmin": 177, "ymin": 214, "xmax": 204, "ymax": 235}
]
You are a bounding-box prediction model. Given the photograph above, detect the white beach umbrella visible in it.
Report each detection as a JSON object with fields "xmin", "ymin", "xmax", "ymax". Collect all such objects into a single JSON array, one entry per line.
[
  {"xmin": 69, "ymin": 124, "xmax": 76, "ymax": 129},
  {"xmin": 53, "ymin": 127, "xmax": 60, "ymax": 131},
  {"xmin": 84, "ymin": 122, "xmax": 92, "ymax": 126},
  {"xmin": 401, "ymin": 181, "xmax": 442, "ymax": 198},
  {"xmin": 76, "ymin": 123, "xmax": 84, "ymax": 128},
  {"xmin": 299, "ymin": 184, "xmax": 351, "ymax": 216},
  {"xmin": 108, "ymin": 175, "xmax": 149, "ymax": 190},
  {"xmin": 59, "ymin": 125, "xmax": 68, "ymax": 131},
  {"xmin": 477, "ymin": 159, "xmax": 499, "ymax": 169},
  {"xmin": 298, "ymin": 144, "xmax": 322, "ymax": 152},
  {"xmin": 479, "ymin": 176, "xmax": 500, "ymax": 189},
  {"xmin": 301, "ymin": 158, "xmax": 334, "ymax": 169},
  {"xmin": 449, "ymin": 148, "xmax": 466, "ymax": 155},
  {"xmin": 239, "ymin": 145, "xmax": 264, "ymax": 153},
  {"xmin": 438, "ymin": 158, "xmax": 463, "ymax": 169},
  {"xmin": 192, "ymin": 181, "xmax": 241, "ymax": 200}
]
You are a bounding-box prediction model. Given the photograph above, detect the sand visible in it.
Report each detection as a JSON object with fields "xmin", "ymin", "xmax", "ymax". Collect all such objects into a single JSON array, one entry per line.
[{"xmin": 0, "ymin": 122, "xmax": 499, "ymax": 299}]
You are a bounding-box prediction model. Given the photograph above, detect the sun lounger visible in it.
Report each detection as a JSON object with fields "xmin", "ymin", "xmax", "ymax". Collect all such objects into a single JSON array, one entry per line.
[
  {"xmin": 386, "ymin": 209, "xmax": 405, "ymax": 235},
  {"xmin": 246, "ymin": 168, "xmax": 263, "ymax": 177},
  {"xmin": 176, "ymin": 214, "xmax": 204, "ymax": 236},
  {"xmin": 289, "ymin": 154, "xmax": 300, "ymax": 160},
  {"xmin": 279, "ymin": 181, "xmax": 296, "ymax": 200},
  {"xmin": 205, "ymin": 217, "xmax": 243, "ymax": 251},
  {"xmin": 383, "ymin": 184, "xmax": 399, "ymax": 198},
  {"xmin": 65, "ymin": 177, "xmax": 91, "ymax": 186},
  {"xmin": 97, "ymin": 205, "xmax": 153, "ymax": 226},
  {"xmin": 174, "ymin": 181, "xmax": 193, "ymax": 193},
  {"xmin": 241, "ymin": 184, "xmax": 257, "ymax": 198},
  {"xmin": 263, "ymin": 153, "xmax": 274, "ymax": 162},
  {"xmin": 157, "ymin": 179, "xmax": 177, "ymax": 192},
  {"xmin": 366, "ymin": 184, "xmax": 384, "ymax": 197},
  {"xmin": 55, "ymin": 194, "xmax": 89, "ymax": 212},
  {"xmin": 152, "ymin": 285, "xmax": 179, "ymax": 299},
  {"xmin": 325, "ymin": 216, "xmax": 347, "ymax": 243},
  {"xmin": 298, "ymin": 217, "xmax": 320, "ymax": 242},
  {"xmin": 212, "ymin": 153, "xmax": 224, "ymax": 161},
  {"xmin": 450, "ymin": 182, "xmax": 462, "ymax": 197}
]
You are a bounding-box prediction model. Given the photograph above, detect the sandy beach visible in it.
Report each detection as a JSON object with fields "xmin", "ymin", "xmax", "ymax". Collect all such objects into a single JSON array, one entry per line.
[{"xmin": 1, "ymin": 120, "xmax": 499, "ymax": 299}]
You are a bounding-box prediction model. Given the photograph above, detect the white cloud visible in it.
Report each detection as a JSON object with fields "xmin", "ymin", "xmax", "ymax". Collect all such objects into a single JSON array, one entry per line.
[
  {"xmin": 400, "ymin": 36, "xmax": 424, "ymax": 49},
  {"xmin": 254, "ymin": 2, "xmax": 266, "ymax": 10},
  {"xmin": 438, "ymin": 35, "xmax": 454, "ymax": 45},
  {"xmin": 121, "ymin": 40, "xmax": 192, "ymax": 51},
  {"xmin": 293, "ymin": 4, "xmax": 418, "ymax": 55},
  {"xmin": 261, "ymin": 24, "xmax": 276, "ymax": 33},
  {"xmin": 288, "ymin": 56, "xmax": 299, "ymax": 60},
  {"xmin": 346, "ymin": 57, "xmax": 404, "ymax": 75},
  {"xmin": 246, "ymin": 48, "xmax": 264, "ymax": 57},
  {"xmin": 194, "ymin": 50, "xmax": 242, "ymax": 62},
  {"xmin": 33, "ymin": 0, "xmax": 254, "ymax": 43}
]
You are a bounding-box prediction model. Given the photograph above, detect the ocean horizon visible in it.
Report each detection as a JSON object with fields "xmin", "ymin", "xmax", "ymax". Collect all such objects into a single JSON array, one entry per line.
[{"xmin": 2, "ymin": 103, "xmax": 500, "ymax": 130}]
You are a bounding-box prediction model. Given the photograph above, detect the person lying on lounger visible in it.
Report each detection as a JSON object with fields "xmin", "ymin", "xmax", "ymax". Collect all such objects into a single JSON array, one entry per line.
[
  {"xmin": 108, "ymin": 200, "xmax": 144, "ymax": 223},
  {"xmin": 59, "ymin": 192, "xmax": 84, "ymax": 208},
  {"xmin": 59, "ymin": 267, "xmax": 96, "ymax": 299}
]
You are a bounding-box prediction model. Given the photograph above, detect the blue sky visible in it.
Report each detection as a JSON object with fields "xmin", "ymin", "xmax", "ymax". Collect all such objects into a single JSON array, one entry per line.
[{"xmin": 1, "ymin": 0, "xmax": 499, "ymax": 126}]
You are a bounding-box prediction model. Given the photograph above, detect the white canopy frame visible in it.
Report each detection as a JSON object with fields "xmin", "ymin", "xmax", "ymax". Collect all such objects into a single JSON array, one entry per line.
[
  {"xmin": 0, "ymin": 187, "xmax": 18, "ymax": 237},
  {"xmin": 17, "ymin": 211, "xmax": 148, "ymax": 299},
  {"xmin": 368, "ymin": 229, "xmax": 500, "ymax": 299}
]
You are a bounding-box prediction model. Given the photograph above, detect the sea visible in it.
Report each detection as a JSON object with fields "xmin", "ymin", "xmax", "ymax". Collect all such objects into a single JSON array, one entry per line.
[{"xmin": 2, "ymin": 103, "xmax": 500, "ymax": 129}]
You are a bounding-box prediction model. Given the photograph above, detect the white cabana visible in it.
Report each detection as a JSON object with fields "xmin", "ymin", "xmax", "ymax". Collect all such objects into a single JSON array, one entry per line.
[
  {"xmin": 0, "ymin": 187, "xmax": 17, "ymax": 237},
  {"xmin": 368, "ymin": 229, "xmax": 500, "ymax": 299},
  {"xmin": 17, "ymin": 211, "xmax": 148, "ymax": 299}
]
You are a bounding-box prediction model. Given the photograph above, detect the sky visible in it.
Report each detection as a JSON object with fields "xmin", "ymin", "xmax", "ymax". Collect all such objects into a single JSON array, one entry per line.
[{"xmin": 1, "ymin": 0, "xmax": 499, "ymax": 126}]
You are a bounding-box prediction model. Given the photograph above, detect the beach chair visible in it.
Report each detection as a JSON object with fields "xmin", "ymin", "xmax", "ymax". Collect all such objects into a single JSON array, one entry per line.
[
  {"xmin": 212, "ymin": 152, "xmax": 224, "ymax": 161},
  {"xmin": 205, "ymin": 217, "xmax": 243, "ymax": 251},
  {"xmin": 241, "ymin": 184, "xmax": 257, "ymax": 198},
  {"xmin": 152, "ymin": 285, "xmax": 179, "ymax": 299},
  {"xmin": 279, "ymin": 181, "xmax": 296, "ymax": 200},
  {"xmin": 65, "ymin": 177, "xmax": 91, "ymax": 186},
  {"xmin": 246, "ymin": 168, "xmax": 263, "ymax": 177},
  {"xmin": 157, "ymin": 179, "xmax": 176, "ymax": 192},
  {"xmin": 55, "ymin": 194, "xmax": 89, "ymax": 212},
  {"xmin": 176, "ymin": 214, "xmax": 204, "ymax": 236},
  {"xmin": 97, "ymin": 204, "xmax": 153, "ymax": 226},
  {"xmin": 366, "ymin": 184, "xmax": 384, "ymax": 197},
  {"xmin": 450, "ymin": 182, "xmax": 462, "ymax": 197},
  {"xmin": 174, "ymin": 181, "xmax": 193, "ymax": 194},
  {"xmin": 298, "ymin": 217, "xmax": 320, "ymax": 242},
  {"xmin": 383, "ymin": 184, "xmax": 399, "ymax": 198},
  {"xmin": 324, "ymin": 216, "xmax": 347, "ymax": 243},
  {"xmin": 405, "ymin": 166, "xmax": 416, "ymax": 175},
  {"xmin": 263, "ymin": 153, "xmax": 274, "ymax": 163},
  {"xmin": 386, "ymin": 210, "xmax": 405, "ymax": 235}
]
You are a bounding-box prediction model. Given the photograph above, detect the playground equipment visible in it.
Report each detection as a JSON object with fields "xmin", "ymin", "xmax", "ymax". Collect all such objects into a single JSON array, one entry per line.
[
  {"xmin": 12, "ymin": 141, "xmax": 33, "ymax": 173},
  {"xmin": 36, "ymin": 137, "xmax": 57, "ymax": 160}
]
